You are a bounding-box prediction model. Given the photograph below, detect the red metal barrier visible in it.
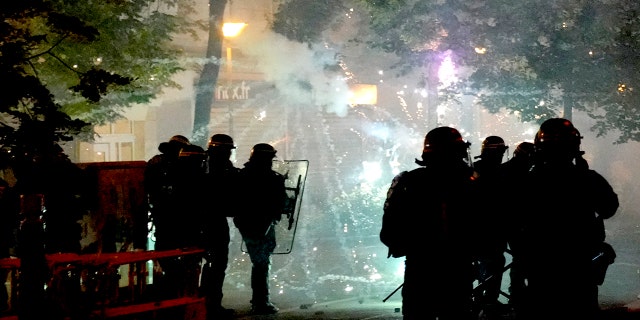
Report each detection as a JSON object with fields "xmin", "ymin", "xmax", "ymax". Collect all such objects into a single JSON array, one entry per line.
[{"xmin": 0, "ymin": 248, "xmax": 206, "ymax": 320}]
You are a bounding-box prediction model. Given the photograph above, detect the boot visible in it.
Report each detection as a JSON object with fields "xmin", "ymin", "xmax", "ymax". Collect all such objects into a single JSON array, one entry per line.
[
  {"xmin": 206, "ymin": 296, "xmax": 234, "ymax": 319},
  {"xmin": 251, "ymin": 301, "xmax": 279, "ymax": 315},
  {"xmin": 202, "ymin": 263, "xmax": 234, "ymax": 319},
  {"xmin": 250, "ymin": 265, "xmax": 278, "ymax": 315}
]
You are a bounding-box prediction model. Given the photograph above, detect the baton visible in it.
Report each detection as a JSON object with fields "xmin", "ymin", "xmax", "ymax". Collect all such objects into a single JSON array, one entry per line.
[{"xmin": 383, "ymin": 282, "xmax": 403, "ymax": 302}]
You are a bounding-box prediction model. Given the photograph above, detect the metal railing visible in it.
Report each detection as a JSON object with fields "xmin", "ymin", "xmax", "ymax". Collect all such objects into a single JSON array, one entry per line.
[{"xmin": 0, "ymin": 248, "xmax": 205, "ymax": 320}]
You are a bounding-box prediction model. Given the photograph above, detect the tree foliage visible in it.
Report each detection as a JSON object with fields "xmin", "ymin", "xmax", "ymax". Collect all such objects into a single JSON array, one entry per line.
[
  {"xmin": 272, "ymin": 0, "xmax": 346, "ymax": 45},
  {"xmin": 357, "ymin": 0, "xmax": 640, "ymax": 143},
  {"xmin": 0, "ymin": 0, "xmax": 200, "ymax": 159}
]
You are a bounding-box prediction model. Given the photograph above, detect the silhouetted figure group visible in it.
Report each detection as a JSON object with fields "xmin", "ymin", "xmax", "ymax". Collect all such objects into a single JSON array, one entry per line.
[
  {"xmin": 381, "ymin": 118, "xmax": 619, "ymax": 320},
  {"xmin": 0, "ymin": 135, "xmax": 288, "ymax": 319},
  {"xmin": 144, "ymin": 134, "xmax": 287, "ymax": 319},
  {"xmin": 0, "ymin": 119, "xmax": 618, "ymax": 320},
  {"xmin": 144, "ymin": 135, "xmax": 205, "ymax": 304},
  {"xmin": 0, "ymin": 142, "xmax": 91, "ymax": 320}
]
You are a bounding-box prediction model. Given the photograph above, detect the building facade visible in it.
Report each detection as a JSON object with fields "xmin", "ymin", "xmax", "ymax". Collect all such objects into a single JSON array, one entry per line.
[{"xmin": 72, "ymin": 0, "xmax": 277, "ymax": 163}]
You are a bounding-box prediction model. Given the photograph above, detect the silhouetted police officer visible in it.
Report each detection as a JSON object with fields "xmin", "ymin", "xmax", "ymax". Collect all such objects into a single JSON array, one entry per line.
[
  {"xmin": 145, "ymin": 135, "xmax": 206, "ymax": 298},
  {"xmin": 381, "ymin": 127, "xmax": 478, "ymax": 320},
  {"xmin": 200, "ymin": 134, "xmax": 238, "ymax": 319},
  {"xmin": 233, "ymin": 143, "xmax": 286, "ymax": 315},
  {"xmin": 519, "ymin": 118, "xmax": 618, "ymax": 320},
  {"xmin": 473, "ymin": 136, "xmax": 509, "ymax": 313},
  {"xmin": 499, "ymin": 141, "xmax": 535, "ymax": 308}
]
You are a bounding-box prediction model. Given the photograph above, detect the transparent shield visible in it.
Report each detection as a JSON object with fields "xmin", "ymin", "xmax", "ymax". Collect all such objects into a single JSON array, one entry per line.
[{"xmin": 241, "ymin": 159, "xmax": 309, "ymax": 254}]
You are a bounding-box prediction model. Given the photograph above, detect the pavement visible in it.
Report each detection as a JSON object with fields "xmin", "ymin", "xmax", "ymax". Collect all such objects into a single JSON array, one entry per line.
[
  {"xmin": 217, "ymin": 297, "xmax": 640, "ymax": 320},
  {"xmin": 223, "ymin": 297, "xmax": 404, "ymax": 320}
]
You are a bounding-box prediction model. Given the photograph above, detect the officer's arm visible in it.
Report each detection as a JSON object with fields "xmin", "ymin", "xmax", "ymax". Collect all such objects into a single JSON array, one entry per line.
[{"xmin": 590, "ymin": 171, "xmax": 619, "ymax": 219}]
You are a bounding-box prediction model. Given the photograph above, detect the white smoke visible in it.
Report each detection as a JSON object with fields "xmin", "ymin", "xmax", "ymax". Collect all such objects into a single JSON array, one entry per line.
[{"xmin": 234, "ymin": 28, "xmax": 350, "ymax": 117}]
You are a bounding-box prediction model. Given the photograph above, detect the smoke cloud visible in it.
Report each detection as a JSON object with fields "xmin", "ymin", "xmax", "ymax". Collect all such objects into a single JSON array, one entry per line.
[{"xmin": 233, "ymin": 28, "xmax": 350, "ymax": 117}]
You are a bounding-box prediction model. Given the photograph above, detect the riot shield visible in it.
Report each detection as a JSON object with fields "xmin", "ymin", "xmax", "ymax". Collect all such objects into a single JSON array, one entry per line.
[{"xmin": 241, "ymin": 159, "xmax": 309, "ymax": 254}]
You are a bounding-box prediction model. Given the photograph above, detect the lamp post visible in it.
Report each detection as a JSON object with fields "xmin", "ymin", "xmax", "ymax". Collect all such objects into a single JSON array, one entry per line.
[{"xmin": 222, "ymin": 22, "xmax": 247, "ymax": 138}]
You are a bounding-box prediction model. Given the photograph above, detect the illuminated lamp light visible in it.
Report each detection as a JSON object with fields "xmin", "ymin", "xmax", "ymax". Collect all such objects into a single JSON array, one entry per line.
[
  {"xmin": 222, "ymin": 22, "xmax": 247, "ymax": 38},
  {"xmin": 348, "ymin": 84, "xmax": 378, "ymax": 105},
  {"xmin": 618, "ymin": 83, "xmax": 627, "ymax": 93}
]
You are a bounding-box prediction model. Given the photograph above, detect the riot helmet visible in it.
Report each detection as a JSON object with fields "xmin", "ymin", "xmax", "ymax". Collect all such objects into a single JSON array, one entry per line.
[
  {"xmin": 475, "ymin": 135, "xmax": 508, "ymax": 162},
  {"xmin": 250, "ymin": 143, "xmax": 277, "ymax": 160},
  {"xmin": 169, "ymin": 135, "xmax": 190, "ymax": 145},
  {"xmin": 534, "ymin": 118, "xmax": 582, "ymax": 163},
  {"xmin": 158, "ymin": 134, "xmax": 190, "ymax": 155},
  {"xmin": 513, "ymin": 141, "xmax": 534, "ymax": 159},
  {"xmin": 416, "ymin": 126, "xmax": 471, "ymax": 165},
  {"xmin": 480, "ymin": 136, "xmax": 508, "ymax": 154},
  {"xmin": 208, "ymin": 134, "xmax": 236, "ymax": 149},
  {"xmin": 177, "ymin": 144, "xmax": 206, "ymax": 169}
]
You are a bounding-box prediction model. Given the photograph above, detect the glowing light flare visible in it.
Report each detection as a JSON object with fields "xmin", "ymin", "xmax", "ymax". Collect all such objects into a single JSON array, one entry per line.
[
  {"xmin": 222, "ymin": 22, "xmax": 247, "ymax": 37},
  {"xmin": 389, "ymin": 157, "xmax": 401, "ymax": 176},
  {"xmin": 618, "ymin": 83, "xmax": 628, "ymax": 93},
  {"xmin": 396, "ymin": 96, "xmax": 413, "ymax": 122},
  {"xmin": 348, "ymin": 84, "xmax": 378, "ymax": 105},
  {"xmin": 345, "ymin": 7, "xmax": 354, "ymax": 19},
  {"xmin": 256, "ymin": 110, "xmax": 267, "ymax": 121},
  {"xmin": 475, "ymin": 47, "xmax": 487, "ymax": 54},
  {"xmin": 349, "ymin": 128, "xmax": 362, "ymax": 139},
  {"xmin": 344, "ymin": 285, "xmax": 354, "ymax": 292},
  {"xmin": 438, "ymin": 54, "xmax": 457, "ymax": 88},
  {"xmin": 436, "ymin": 104, "xmax": 447, "ymax": 119},
  {"xmin": 359, "ymin": 161, "xmax": 382, "ymax": 183},
  {"xmin": 369, "ymin": 273, "xmax": 382, "ymax": 281}
]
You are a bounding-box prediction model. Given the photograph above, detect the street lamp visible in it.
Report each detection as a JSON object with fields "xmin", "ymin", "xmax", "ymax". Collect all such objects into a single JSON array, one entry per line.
[
  {"xmin": 222, "ymin": 22, "xmax": 247, "ymax": 138},
  {"xmin": 222, "ymin": 22, "xmax": 247, "ymax": 38},
  {"xmin": 348, "ymin": 84, "xmax": 378, "ymax": 106}
]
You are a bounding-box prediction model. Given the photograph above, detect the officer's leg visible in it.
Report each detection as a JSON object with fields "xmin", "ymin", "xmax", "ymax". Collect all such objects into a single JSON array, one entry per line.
[{"xmin": 245, "ymin": 228, "xmax": 278, "ymax": 315}]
